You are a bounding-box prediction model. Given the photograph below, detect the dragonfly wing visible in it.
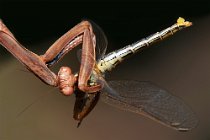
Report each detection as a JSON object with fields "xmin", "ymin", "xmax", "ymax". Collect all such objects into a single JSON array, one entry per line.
[
  {"xmin": 73, "ymin": 89, "xmax": 100, "ymax": 127},
  {"xmin": 76, "ymin": 20, "xmax": 108, "ymax": 63},
  {"xmin": 88, "ymin": 20, "xmax": 108, "ymax": 60},
  {"xmin": 76, "ymin": 49, "xmax": 82, "ymax": 63},
  {"xmin": 101, "ymin": 80, "xmax": 198, "ymax": 131}
]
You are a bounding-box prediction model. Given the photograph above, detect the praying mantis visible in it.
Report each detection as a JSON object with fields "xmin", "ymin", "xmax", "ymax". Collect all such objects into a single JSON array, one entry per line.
[{"xmin": 0, "ymin": 17, "xmax": 198, "ymax": 130}]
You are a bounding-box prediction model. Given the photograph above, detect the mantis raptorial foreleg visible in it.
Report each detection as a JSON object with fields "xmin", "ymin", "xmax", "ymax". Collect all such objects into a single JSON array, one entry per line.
[{"xmin": 0, "ymin": 20, "xmax": 102, "ymax": 95}]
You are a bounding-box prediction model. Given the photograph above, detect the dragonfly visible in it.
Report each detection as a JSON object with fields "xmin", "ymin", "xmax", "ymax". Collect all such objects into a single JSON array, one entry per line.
[
  {"xmin": 0, "ymin": 17, "xmax": 197, "ymax": 131},
  {"xmin": 73, "ymin": 17, "xmax": 198, "ymax": 130}
]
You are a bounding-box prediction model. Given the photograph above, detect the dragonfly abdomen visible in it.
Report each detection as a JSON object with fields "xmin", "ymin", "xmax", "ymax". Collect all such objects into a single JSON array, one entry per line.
[{"xmin": 97, "ymin": 17, "xmax": 192, "ymax": 73}]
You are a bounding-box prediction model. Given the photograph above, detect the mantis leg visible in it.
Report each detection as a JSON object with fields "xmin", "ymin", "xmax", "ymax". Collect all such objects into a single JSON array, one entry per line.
[
  {"xmin": 41, "ymin": 21, "xmax": 92, "ymax": 66},
  {"xmin": 0, "ymin": 20, "xmax": 58, "ymax": 86},
  {"xmin": 78, "ymin": 28, "xmax": 102, "ymax": 93},
  {"xmin": 0, "ymin": 20, "xmax": 102, "ymax": 93},
  {"xmin": 41, "ymin": 20, "xmax": 102, "ymax": 93}
]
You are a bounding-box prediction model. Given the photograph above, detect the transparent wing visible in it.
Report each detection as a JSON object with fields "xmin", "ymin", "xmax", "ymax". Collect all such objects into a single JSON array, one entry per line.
[
  {"xmin": 101, "ymin": 80, "xmax": 198, "ymax": 131},
  {"xmin": 88, "ymin": 20, "xmax": 108, "ymax": 60},
  {"xmin": 76, "ymin": 49, "xmax": 82, "ymax": 63},
  {"xmin": 73, "ymin": 89, "xmax": 100, "ymax": 127},
  {"xmin": 77, "ymin": 20, "xmax": 108, "ymax": 63}
]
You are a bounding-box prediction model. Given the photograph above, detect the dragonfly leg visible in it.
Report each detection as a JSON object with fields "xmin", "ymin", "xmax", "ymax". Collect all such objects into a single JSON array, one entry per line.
[{"xmin": 0, "ymin": 20, "xmax": 58, "ymax": 86}]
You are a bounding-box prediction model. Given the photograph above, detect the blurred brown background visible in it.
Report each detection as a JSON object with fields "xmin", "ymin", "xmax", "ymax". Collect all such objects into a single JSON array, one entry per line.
[{"xmin": 1, "ymin": 1, "xmax": 210, "ymax": 140}]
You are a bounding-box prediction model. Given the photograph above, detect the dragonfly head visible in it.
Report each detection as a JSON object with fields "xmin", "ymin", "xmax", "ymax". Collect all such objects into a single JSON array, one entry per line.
[{"xmin": 88, "ymin": 68, "xmax": 104, "ymax": 85}]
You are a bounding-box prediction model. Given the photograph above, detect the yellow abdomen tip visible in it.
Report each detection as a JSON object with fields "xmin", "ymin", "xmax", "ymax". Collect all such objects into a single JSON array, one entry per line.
[{"xmin": 177, "ymin": 17, "xmax": 192, "ymax": 27}]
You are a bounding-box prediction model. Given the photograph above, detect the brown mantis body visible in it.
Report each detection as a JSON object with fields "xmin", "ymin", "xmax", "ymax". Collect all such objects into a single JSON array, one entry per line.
[
  {"xmin": 0, "ymin": 18, "xmax": 198, "ymax": 130},
  {"xmin": 0, "ymin": 20, "xmax": 102, "ymax": 95}
]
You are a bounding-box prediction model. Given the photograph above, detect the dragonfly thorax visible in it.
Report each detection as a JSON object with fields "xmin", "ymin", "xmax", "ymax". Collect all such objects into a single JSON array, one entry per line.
[{"xmin": 97, "ymin": 53, "xmax": 119, "ymax": 73}]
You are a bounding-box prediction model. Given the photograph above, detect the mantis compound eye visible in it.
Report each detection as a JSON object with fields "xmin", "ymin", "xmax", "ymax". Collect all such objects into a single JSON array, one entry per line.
[{"xmin": 58, "ymin": 66, "xmax": 76, "ymax": 96}]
